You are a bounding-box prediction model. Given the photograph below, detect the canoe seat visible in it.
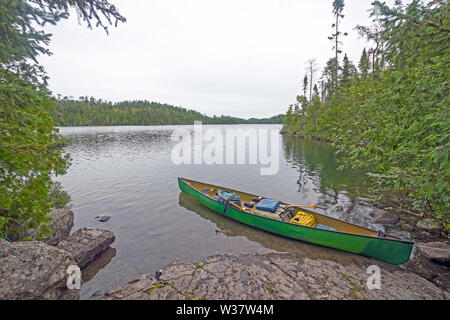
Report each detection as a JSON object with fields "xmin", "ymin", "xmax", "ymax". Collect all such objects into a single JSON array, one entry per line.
[{"xmin": 200, "ymin": 188, "xmax": 214, "ymax": 194}]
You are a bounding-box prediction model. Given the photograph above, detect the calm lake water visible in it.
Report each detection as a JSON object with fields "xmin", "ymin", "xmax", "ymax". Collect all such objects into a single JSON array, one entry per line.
[{"xmin": 57, "ymin": 125, "xmax": 411, "ymax": 299}]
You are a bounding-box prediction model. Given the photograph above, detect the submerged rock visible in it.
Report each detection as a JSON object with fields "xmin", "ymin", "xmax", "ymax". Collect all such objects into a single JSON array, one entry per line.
[
  {"xmin": 0, "ymin": 239, "xmax": 79, "ymax": 300},
  {"xmin": 416, "ymin": 242, "xmax": 450, "ymax": 264},
  {"xmin": 94, "ymin": 215, "xmax": 111, "ymax": 223},
  {"xmin": 370, "ymin": 208, "xmax": 400, "ymax": 225},
  {"xmin": 57, "ymin": 228, "xmax": 115, "ymax": 269},
  {"xmin": 81, "ymin": 247, "xmax": 117, "ymax": 284},
  {"xmin": 92, "ymin": 253, "xmax": 448, "ymax": 300},
  {"xmin": 90, "ymin": 290, "xmax": 103, "ymax": 298}
]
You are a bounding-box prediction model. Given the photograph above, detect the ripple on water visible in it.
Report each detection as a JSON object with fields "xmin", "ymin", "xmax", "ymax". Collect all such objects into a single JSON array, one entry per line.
[{"xmin": 56, "ymin": 126, "xmax": 414, "ymax": 299}]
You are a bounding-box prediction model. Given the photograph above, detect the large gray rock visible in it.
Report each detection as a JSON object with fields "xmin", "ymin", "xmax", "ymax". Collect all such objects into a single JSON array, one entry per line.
[
  {"xmin": 25, "ymin": 209, "xmax": 74, "ymax": 245},
  {"xmin": 44, "ymin": 209, "xmax": 74, "ymax": 246},
  {"xmin": 57, "ymin": 228, "xmax": 115, "ymax": 269},
  {"xmin": 0, "ymin": 239, "xmax": 79, "ymax": 300},
  {"xmin": 403, "ymin": 249, "xmax": 450, "ymax": 291},
  {"xmin": 370, "ymin": 208, "xmax": 400, "ymax": 225},
  {"xmin": 93, "ymin": 253, "xmax": 448, "ymax": 300},
  {"xmin": 417, "ymin": 219, "xmax": 441, "ymax": 232},
  {"xmin": 416, "ymin": 242, "xmax": 450, "ymax": 264}
]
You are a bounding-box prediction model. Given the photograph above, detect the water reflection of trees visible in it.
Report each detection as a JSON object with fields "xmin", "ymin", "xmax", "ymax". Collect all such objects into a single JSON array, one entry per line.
[
  {"xmin": 63, "ymin": 130, "xmax": 175, "ymax": 159},
  {"xmin": 282, "ymin": 136, "xmax": 369, "ymax": 199}
]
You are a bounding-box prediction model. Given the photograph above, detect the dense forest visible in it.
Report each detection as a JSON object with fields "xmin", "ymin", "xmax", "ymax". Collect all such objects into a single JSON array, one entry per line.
[
  {"xmin": 51, "ymin": 97, "xmax": 284, "ymax": 126},
  {"xmin": 282, "ymin": 0, "xmax": 449, "ymax": 226}
]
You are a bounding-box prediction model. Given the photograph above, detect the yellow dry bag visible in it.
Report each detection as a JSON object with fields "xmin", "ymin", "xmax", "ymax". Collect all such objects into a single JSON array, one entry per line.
[{"xmin": 290, "ymin": 210, "xmax": 317, "ymax": 227}]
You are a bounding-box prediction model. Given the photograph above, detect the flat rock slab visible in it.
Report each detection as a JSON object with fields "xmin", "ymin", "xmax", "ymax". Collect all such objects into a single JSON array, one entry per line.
[
  {"xmin": 93, "ymin": 253, "xmax": 448, "ymax": 300},
  {"xmin": 0, "ymin": 239, "xmax": 79, "ymax": 300},
  {"xmin": 57, "ymin": 228, "xmax": 115, "ymax": 269},
  {"xmin": 417, "ymin": 242, "xmax": 450, "ymax": 264},
  {"xmin": 370, "ymin": 208, "xmax": 400, "ymax": 225},
  {"xmin": 417, "ymin": 219, "xmax": 441, "ymax": 232}
]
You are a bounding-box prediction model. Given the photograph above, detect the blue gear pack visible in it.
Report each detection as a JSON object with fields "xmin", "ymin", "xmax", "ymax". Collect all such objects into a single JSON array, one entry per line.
[
  {"xmin": 216, "ymin": 189, "xmax": 242, "ymax": 207},
  {"xmin": 255, "ymin": 199, "xmax": 281, "ymax": 212}
]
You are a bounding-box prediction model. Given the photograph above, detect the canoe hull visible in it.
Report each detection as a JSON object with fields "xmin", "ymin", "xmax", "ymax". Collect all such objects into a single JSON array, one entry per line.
[{"xmin": 178, "ymin": 178, "xmax": 413, "ymax": 265}]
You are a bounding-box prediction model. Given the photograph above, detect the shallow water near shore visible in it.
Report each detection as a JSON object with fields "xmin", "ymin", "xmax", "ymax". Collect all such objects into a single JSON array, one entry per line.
[{"xmin": 57, "ymin": 125, "xmax": 413, "ymax": 299}]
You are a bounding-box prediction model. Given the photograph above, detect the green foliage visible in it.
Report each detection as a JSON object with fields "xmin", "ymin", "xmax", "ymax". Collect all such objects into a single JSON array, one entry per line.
[
  {"xmin": 48, "ymin": 181, "xmax": 72, "ymax": 210},
  {"xmin": 0, "ymin": 71, "xmax": 69, "ymax": 240},
  {"xmin": 340, "ymin": 54, "xmax": 358, "ymax": 87},
  {"xmin": 0, "ymin": 0, "xmax": 125, "ymax": 240},
  {"xmin": 51, "ymin": 97, "xmax": 284, "ymax": 126},
  {"xmin": 283, "ymin": 0, "xmax": 449, "ymax": 224},
  {"xmin": 358, "ymin": 48, "xmax": 371, "ymax": 79},
  {"xmin": 322, "ymin": 57, "xmax": 340, "ymax": 101}
]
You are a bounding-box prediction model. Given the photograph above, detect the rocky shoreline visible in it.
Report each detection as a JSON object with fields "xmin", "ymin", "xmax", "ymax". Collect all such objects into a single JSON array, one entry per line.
[
  {"xmin": 93, "ymin": 252, "xmax": 449, "ymax": 300},
  {"xmin": 1, "ymin": 208, "xmax": 449, "ymax": 300},
  {"xmin": 0, "ymin": 209, "xmax": 115, "ymax": 300},
  {"xmin": 279, "ymin": 130, "xmax": 332, "ymax": 143}
]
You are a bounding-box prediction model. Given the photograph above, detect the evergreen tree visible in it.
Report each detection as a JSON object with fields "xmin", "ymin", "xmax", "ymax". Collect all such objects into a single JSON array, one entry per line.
[
  {"xmin": 313, "ymin": 84, "xmax": 320, "ymax": 98},
  {"xmin": 358, "ymin": 48, "xmax": 371, "ymax": 79},
  {"xmin": 355, "ymin": 24, "xmax": 385, "ymax": 77},
  {"xmin": 321, "ymin": 58, "xmax": 339, "ymax": 101},
  {"xmin": 340, "ymin": 54, "xmax": 357, "ymax": 87},
  {"xmin": 328, "ymin": 0, "xmax": 348, "ymax": 90},
  {"xmin": 0, "ymin": 1, "xmax": 125, "ymax": 240},
  {"xmin": 282, "ymin": 0, "xmax": 449, "ymax": 225},
  {"xmin": 303, "ymin": 75, "xmax": 308, "ymax": 99}
]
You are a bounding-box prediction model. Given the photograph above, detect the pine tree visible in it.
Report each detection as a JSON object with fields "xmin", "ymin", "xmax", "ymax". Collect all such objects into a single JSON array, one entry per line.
[
  {"xmin": 355, "ymin": 25, "xmax": 385, "ymax": 77},
  {"xmin": 321, "ymin": 57, "xmax": 339, "ymax": 101},
  {"xmin": 328, "ymin": 0, "xmax": 348, "ymax": 90},
  {"xmin": 340, "ymin": 54, "xmax": 357, "ymax": 87},
  {"xmin": 303, "ymin": 75, "xmax": 308, "ymax": 99},
  {"xmin": 358, "ymin": 48, "xmax": 371, "ymax": 79}
]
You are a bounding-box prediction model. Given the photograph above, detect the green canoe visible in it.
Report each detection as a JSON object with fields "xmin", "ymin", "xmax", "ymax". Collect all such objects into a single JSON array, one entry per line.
[{"xmin": 178, "ymin": 177, "xmax": 414, "ymax": 265}]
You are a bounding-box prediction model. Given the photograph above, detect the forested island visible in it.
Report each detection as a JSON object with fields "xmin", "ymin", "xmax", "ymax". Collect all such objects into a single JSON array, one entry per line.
[
  {"xmin": 51, "ymin": 97, "xmax": 285, "ymax": 126},
  {"xmin": 281, "ymin": 1, "xmax": 448, "ymax": 228}
]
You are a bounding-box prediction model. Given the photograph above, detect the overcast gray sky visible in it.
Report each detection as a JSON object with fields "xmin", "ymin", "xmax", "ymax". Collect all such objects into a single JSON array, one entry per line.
[{"xmin": 39, "ymin": 0, "xmax": 395, "ymax": 119}]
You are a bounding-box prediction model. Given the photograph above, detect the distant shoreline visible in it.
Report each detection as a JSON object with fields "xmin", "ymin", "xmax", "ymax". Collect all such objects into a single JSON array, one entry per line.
[
  {"xmin": 56, "ymin": 123, "xmax": 284, "ymax": 127},
  {"xmin": 52, "ymin": 98, "xmax": 285, "ymax": 127}
]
